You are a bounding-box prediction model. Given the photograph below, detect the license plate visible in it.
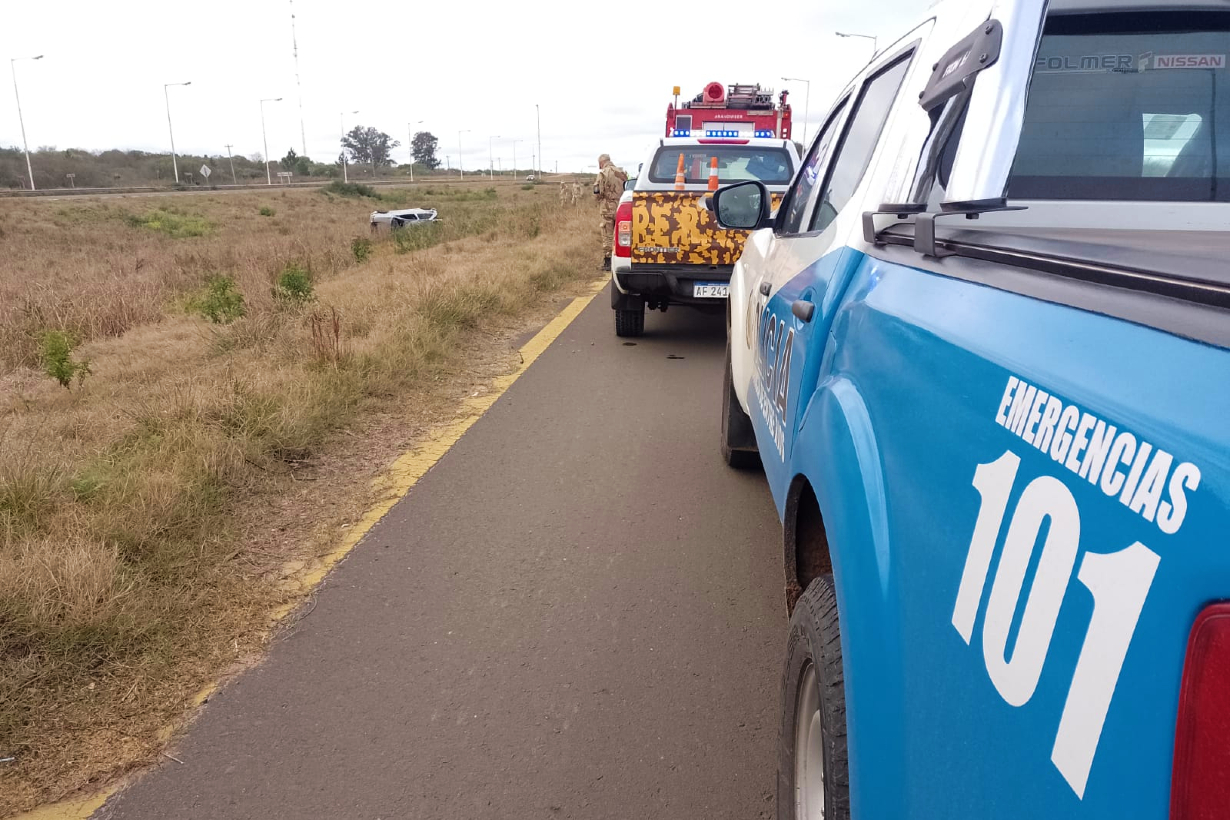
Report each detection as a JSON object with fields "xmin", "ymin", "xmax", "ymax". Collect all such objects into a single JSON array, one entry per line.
[{"xmin": 693, "ymin": 283, "xmax": 729, "ymax": 299}]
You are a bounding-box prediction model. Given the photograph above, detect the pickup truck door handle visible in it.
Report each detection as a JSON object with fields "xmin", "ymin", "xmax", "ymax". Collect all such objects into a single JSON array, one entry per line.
[
  {"xmin": 791, "ymin": 300, "xmax": 815, "ymax": 322},
  {"xmin": 759, "ymin": 282, "xmax": 771, "ymax": 296}
]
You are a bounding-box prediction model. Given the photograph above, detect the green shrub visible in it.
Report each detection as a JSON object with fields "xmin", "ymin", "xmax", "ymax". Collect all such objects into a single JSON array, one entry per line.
[
  {"xmin": 125, "ymin": 209, "xmax": 212, "ymax": 238},
  {"xmin": 351, "ymin": 236, "xmax": 372, "ymax": 263},
  {"xmin": 323, "ymin": 180, "xmax": 378, "ymax": 199},
  {"xmin": 39, "ymin": 330, "xmax": 90, "ymax": 389},
  {"xmin": 520, "ymin": 183, "xmax": 534, "ymax": 191},
  {"xmin": 191, "ymin": 276, "xmax": 246, "ymax": 324},
  {"xmin": 273, "ymin": 263, "xmax": 314, "ymax": 303},
  {"xmin": 70, "ymin": 469, "xmax": 106, "ymax": 501},
  {"xmin": 259, "ymin": 206, "xmax": 275, "ymax": 217}
]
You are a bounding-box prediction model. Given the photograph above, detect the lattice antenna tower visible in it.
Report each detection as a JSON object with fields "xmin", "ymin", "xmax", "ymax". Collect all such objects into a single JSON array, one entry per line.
[{"xmin": 290, "ymin": 0, "xmax": 307, "ymax": 156}]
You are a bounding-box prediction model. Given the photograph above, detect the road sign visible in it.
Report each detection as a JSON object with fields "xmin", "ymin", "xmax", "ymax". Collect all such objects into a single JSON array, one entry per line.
[{"xmin": 200, "ymin": 165, "xmax": 212, "ymax": 179}]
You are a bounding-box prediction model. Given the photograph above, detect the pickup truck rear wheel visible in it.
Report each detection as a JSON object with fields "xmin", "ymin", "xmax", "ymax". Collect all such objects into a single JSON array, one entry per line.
[
  {"xmin": 615, "ymin": 306, "xmax": 644, "ymax": 337},
  {"xmin": 778, "ymin": 575, "xmax": 849, "ymax": 820},
  {"xmin": 721, "ymin": 338, "xmax": 759, "ymax": 469}
]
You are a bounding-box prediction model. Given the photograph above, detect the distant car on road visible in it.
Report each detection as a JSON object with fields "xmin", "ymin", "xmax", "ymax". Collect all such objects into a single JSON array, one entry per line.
[{"xmin": 370, "ymin": 207, "xmax": 438, "ymax": 230}]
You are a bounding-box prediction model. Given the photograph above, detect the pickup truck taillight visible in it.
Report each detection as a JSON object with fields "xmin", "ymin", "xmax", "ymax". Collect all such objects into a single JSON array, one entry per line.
[
  {"xmin": 1170, "ymin": 603, "xmax": 1230, "ymax": 819},
  {"xmin": 615, "ymin": 200, "xmax": 633, "ymax": 258}
]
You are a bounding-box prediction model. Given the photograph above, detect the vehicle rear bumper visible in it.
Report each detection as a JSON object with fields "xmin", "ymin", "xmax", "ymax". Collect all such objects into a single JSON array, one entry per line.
[
  {"xmin": 611, "ymin": 254, "xmax": 632, "ymax": 289},
  {"xmin": 615, "ymin": 263, "xmax": 734, "ymax": 305}
]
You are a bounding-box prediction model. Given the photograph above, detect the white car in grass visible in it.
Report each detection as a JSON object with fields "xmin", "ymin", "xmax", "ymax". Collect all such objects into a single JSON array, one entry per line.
[{"xmin": 370, "ymin": 207, "xmax": 439, "ymax": 230}]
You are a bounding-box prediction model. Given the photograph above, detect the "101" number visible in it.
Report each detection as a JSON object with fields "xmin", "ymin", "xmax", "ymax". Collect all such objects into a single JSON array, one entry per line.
[{"xmin": 952, "ymin": 451, "xmax": 1160, "ymax": 798}]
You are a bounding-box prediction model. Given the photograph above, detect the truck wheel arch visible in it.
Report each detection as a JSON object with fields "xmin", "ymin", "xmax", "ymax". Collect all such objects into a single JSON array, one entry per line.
[
  {"xmin": 785, "ymin": 378, "xmax": 908, "ymax": 815},
  {"xmin": 783, "ymin": 475, "xmax": 832, "ymax": 614}
]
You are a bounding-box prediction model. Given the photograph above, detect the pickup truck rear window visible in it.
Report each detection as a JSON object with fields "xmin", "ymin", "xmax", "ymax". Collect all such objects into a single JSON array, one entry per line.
[
  {"xmin": 1010, "ymin": 11, "xmax": 1230, "ymax": 201},
  {"xmin": 648, "ymin": 145, "xmax": 793, "ymax": 185}
]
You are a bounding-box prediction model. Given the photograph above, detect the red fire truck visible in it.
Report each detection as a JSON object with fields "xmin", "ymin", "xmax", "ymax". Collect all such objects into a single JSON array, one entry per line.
[{"xmin": 665, "ymin": 82, "xmax": 792, "ymax": 140}]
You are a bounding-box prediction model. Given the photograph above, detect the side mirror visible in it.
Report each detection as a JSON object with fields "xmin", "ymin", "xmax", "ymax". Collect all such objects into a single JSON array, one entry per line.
[{"xmin": 712, "ymin": 180, "xmax": 771, "ymax": 230}]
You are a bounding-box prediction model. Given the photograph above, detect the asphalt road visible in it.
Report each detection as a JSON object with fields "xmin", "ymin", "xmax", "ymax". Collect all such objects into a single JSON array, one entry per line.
[{"xmin": 98, "ymin": 290, "xmax": 786, "ymax": 820}]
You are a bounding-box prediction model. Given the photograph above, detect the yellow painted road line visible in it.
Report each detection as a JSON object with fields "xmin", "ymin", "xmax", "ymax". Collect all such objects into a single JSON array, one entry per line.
[
  {"xmin": 11, "ymin": 795, "xmax": 109, "ymax": 820},
  {"xmin": 13, "ymin": 278, "xmax": 607, "ymax": 820}
]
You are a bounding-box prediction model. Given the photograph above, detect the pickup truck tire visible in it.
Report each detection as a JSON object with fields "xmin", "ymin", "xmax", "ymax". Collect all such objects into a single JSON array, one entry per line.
[
  {"xmin": 721, "ymin": 338, "xmax": 760, "ymax": 469},
  {"xmin": 778, "ymin": 574, "xmax": 849, "ymax": 820},
  {"xmin": 615, "ymin": 307, "xmax": 644, "ymax": 337}
]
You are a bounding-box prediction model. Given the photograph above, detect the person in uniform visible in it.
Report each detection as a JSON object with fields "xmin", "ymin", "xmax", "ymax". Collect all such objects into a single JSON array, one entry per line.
[
  {"xmin": 593, "ymin": 153, "xmax": 628, "ymax": 269},
  {"xmin": 570, "ymin": 181, "xmax": 582, "ymax": 206},
  {"xmin": 559, "ymin": 181, "xmax": 569, "ymax": 204}
]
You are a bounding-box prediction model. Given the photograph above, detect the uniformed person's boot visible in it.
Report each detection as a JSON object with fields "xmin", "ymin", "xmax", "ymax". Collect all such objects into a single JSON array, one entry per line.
[{"xmin": 602, "ymin": 254, "xmax": 611, "ymax": 271}]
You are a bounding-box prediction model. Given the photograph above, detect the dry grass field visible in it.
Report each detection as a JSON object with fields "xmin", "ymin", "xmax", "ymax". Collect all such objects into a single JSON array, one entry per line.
[{"xmin": 0, "ymin": 181, "xmax": 600, "ymax": 815}]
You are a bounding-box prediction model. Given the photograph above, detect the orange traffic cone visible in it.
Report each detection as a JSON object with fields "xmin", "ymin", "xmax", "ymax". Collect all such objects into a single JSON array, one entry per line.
[
  {"xmin": 674, "ymin": 153, "xmax": 686, "ymax": 190},
  {"xmin": 707, "ymin": 156, "xmax": 719, "ymax": 191}
]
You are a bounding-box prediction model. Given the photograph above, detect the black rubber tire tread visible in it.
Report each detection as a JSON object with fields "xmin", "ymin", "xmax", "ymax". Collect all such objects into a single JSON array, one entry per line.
[
  {"xmin": 720, "ymin": 337, "xmax": 760, "ymax": 469},
  {"xmin": 777, "ymin": 574, "xmax": 850, "ymax": 820},
  {"xmin": 614, "ymin": 307, "xmax": 644, "ymax": 337}
]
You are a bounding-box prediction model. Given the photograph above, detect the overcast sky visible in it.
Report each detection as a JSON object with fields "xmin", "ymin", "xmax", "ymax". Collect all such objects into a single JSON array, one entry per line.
[{"xmin": 1, "ymin": 0, "xmax": 922, "ymax": 175}]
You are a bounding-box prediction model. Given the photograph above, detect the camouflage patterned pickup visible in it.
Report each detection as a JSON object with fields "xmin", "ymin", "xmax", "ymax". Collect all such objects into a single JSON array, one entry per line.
[{"xmin": 631, "ymin": 191, "xmax": 782, "ymax": 267}]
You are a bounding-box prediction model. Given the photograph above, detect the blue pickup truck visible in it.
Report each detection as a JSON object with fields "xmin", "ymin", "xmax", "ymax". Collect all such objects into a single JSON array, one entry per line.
[{"xmin": 710, "ymin": 0, "xmax": 1230, "ymax": 817}]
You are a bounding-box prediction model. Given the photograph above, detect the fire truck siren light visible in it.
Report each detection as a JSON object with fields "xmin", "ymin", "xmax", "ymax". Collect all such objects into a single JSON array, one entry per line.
[{"xmin": 665, "ymin": 82, "xmax": 792, "ymax": 140}]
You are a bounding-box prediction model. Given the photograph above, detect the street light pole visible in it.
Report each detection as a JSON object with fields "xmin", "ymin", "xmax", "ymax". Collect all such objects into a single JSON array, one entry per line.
[
  {"xmin": 836, "ymin": 31, "xmax": 879, "ymax": 55},
  {"xmin": 488, "ymin": 134, "xmax": 501, "ymax": 180},
  {"xmin": 260, "ymin": 97, "xmax": 282, "ymax": 185},
  {"xmin": 535, "ymin": 103, "xmax": 542, "ymax": 178},
  {"xmin": 512, "ymin": 139, "xmax": 522, "ymax": 180},
  {"xmin": 340, "ymin": 109, "xmax": 358, "ymax": 183},
  {"xmin": 10, "ymin": 55, "xmax": 43, "ymax": 191},
  {"xmin": 164, "ymin": 81, "xmax": 192, "ymax": 184},
  {"xmin": 408, "ymin": 119, "xmax": 423, "ymax": 182},
  {"xmin": 224, "ymin": 143, "xmax": 237, "ymax": 184},
  {"xmin": 457, "ymin": 129, "xmax": 469, "ymax": 179},
  {"xmin": 781, "ymin": 76, "xmax": 812, "ymax": 145}
]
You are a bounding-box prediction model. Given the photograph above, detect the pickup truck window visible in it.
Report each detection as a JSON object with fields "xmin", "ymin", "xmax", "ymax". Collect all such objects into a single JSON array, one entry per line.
[
  {"xmin": 777, "ymin": 99, "xmax": 848, "ymax": 235},
  {"xmin": 1010, "ymin": 11, "xmax": 1230, "ymax": 201},
  {"xmin": 810, "ymin": 54, "xmax": 913, "ymax": 234},
  {"xmin": 648, "ymin": 145, "xmax": 793, "ymax": 185}
]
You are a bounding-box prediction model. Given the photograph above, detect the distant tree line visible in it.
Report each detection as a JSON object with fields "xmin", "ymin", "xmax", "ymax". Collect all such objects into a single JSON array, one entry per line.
[
  {"xmin": 0, "ymin": 146, "xmax": 335, "ymax": 189},
  {"xmin": 0, "ymin": 126, "xmax": 447, "ymax": 190}
]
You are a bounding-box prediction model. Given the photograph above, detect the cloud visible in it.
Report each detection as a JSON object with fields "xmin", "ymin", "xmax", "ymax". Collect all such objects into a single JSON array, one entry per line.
[{"xmin": 0, "ymin": 0, "xmax": 928, "ymax": 172}]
